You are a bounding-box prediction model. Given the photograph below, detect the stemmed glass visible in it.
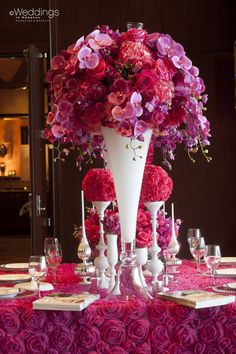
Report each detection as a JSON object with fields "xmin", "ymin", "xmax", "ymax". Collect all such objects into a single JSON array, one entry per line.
[
  {"xmin": 45, "ymin": 244, "xmax": 63, "ymax": 284},
  {"xmin": 187, "ymin": 228, "xmax": 201, "ymax": 245},
  {"xmin": 44, "ymin": 237, "xmax": 59, "ymax": 254},
  {"xmin": 190, "ymin": 237, "xmax": 206, "ymax": 274},
  {"xmin": 204, "ymin": 245, "xmax": 221, "ymax": 285},
  {"xmin": 28, "ymin": 256, "xmax": 47, "ymax": 298}
]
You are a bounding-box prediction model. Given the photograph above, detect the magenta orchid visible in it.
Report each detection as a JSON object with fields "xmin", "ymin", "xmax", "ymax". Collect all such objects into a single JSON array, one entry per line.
[{"xmin": 44, "ymin": 25, "xmax": 211, "ymax": 167}]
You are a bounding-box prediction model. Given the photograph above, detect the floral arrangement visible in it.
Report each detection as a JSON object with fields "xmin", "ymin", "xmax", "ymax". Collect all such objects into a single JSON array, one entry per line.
[
  {"xmin": 74, "ymin": 206, "xmax": 181, "ymax": 255},
  {"xmin": 140, "ymin": 164, "xmax": 173, "ymax": 203},
  {"xmin": 82, "ymin": 168, "xmax": 116, "ymax": 201},
  {"xmin": 44, "ymin": 24, "xmax": 211, "ymax": 168}
]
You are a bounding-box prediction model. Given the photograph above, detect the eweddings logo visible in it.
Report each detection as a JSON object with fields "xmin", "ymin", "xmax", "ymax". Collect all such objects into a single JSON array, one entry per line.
[{"xmin": 9, "ymin": 8, "xmax": 60, "ymax": 22}]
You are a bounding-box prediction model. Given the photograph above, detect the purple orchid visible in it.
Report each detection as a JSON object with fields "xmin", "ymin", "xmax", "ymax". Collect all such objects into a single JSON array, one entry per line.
[
  {"xmin": 88, "ymin": 32, "xmax": 113, "ymax": 51},
  {"xmin": 78, "ymin": 46, "xmax": 99, "ymax": 69},
  {"xmin": 130, "ymin": 92, "xmax": 143, "ymax": 117},
  {"xmin": 51, "ymin": 124, "xmax": 64, "ymax": 138},
  {"xmin": 156, "ymin": 35, "xmax": 184, "ymax": 58},
  {"xmin": 172, "ymin": 55, "xmax": 192, "ymax": 70}
]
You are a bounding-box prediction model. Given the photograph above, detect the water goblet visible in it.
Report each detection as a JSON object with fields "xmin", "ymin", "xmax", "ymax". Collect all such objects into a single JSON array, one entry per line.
[
  {"xmin": 44, "ymin": 237, "xmax": 59, "ymax": 254},
  {"xmin": 45, "ymin": 244, "xmax": 63, "ymax": 284},
  {"xmin": 28, "ymin": 256, "xmax": 47, "ymax": 298},
  {"xmin": 204, "ymin": 245, "xmax": 221, "ymax": 286},
  {"xmin": 187, "ymin": 228, "xmax": 201, "ymax": 245},
  {"xmin": 190, "ymin": 237, "xmax": 206, "ymax": 274}
]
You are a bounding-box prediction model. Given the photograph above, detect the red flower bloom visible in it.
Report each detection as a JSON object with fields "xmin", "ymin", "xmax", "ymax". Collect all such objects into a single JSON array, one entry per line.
[
  {"xmin": 135, "ymin": 69, "xmax": 157, "ymax": 92},
  {"xmin": 140, "ymin": 165, "xmax": 173, "ymax": 202},
  {"xmin": 82, "ymin": 168, "xmax": 116, "ymax": 201}
]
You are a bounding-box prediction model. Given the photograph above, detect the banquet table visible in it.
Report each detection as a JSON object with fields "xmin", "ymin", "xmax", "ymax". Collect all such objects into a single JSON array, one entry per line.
[{"xmin": 0, "ymin": 261, "xmax": 236, "ymax": 354}]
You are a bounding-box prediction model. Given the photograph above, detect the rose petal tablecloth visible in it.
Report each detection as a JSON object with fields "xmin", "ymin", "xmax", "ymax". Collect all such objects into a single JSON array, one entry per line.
[{"xmin": 0, "ymin": 261, "xmax": 236, "ymax": 354}]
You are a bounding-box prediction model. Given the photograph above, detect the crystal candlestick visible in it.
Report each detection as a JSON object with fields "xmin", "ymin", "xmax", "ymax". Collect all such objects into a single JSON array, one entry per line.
[
  {"xmin": 93, "ymin": 201, "xmax": 110, "ymax": 288},
  {"xmin": 145, "ymin": 201, "xmax": 164, "ymax": 285},
  {"xmin": 75, "ymin": 191, "xmax": 95, "ymax": 284}
]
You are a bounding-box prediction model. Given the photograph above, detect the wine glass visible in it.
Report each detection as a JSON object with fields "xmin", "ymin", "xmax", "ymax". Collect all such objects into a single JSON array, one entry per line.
[
  {"xmin": 190, "ymin": 237, "xmax": 206, "ymax": 274},
  {"xmin": 44, "ymin": 237, "xmax": 59, "ymax": 255},
  {"xmin": 204, "ymin": 245, "xmax": 221, "ymax": 285},
  {"xmin": 187, "ymin": 228, "xmax": 201, "ymax": 245},
  {"xmin": 28, "ymin": 256, "xmax": 47, "ymax": 298},
  {"xmin": 45, "ymin": 244, "xmax": 63, "ymax": 284}
]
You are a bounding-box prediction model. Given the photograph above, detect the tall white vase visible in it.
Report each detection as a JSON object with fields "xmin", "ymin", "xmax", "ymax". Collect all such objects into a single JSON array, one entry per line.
[{"xmin": 102, "ymin": 126, "xmax": 153, "ymax": 300}]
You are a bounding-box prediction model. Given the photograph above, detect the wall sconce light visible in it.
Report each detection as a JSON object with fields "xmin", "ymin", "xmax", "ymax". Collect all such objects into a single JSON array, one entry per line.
[{"xmin": 0, "ymin": 144, "xmax": 8, "ymax": 158}]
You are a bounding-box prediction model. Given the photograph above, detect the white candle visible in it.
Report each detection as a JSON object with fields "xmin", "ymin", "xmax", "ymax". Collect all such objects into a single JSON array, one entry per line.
[
  {"xmin": 81, "ymin": 190, "xmax": 86, "ymax": 234},
  {"xmin": 171, "ymin": 202, "xmax": 176, "ymax": 237}
]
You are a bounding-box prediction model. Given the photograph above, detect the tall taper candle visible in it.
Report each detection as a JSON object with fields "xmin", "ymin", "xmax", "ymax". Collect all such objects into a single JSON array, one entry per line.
[
  {"xmin": 171, "ymin": 202, "xmax": 175, "ymax": 237},
  {"xmin": 81, "ymin": 190, "xmax": 86, "ymax": 235}
]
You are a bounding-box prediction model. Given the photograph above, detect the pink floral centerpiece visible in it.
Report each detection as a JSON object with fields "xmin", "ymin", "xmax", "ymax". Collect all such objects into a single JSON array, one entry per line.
[{"xmin": 44, "ymin": 25, "xmax": 211, "ymax": 168}]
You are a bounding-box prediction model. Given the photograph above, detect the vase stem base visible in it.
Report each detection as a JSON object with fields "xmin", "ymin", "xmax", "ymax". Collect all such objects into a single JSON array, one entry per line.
[{"xmin": 107, "ymin": 242, "xmax": 152, "ymax": 301}]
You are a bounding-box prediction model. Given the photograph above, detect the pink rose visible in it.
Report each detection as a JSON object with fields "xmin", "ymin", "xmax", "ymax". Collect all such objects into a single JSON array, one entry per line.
[
  {"xmin": 98, "ymin": 300, "xmax": 124, "ymax": 319},
  {"xmin": 149, "ymin": 326, "xmax": 171, "ymax": 350},
  {"xmin": 193, "ymin": 342, "xmax": 206, "ymax": 354},
  {"xmin": 135, "ymin": 69, "xmax": 157, "ymax": 92},
  {"xmin": 174, "ymin": 305, "xmax": 195, "ymax": 323},
  {"xmin": 26, "ymin": 332, "xmax": 49, "ymax": 353},
  {"xmin": 78, "ymin": 326, "xmax": 100, "ymax": 350},
  {"xmin": 96, "ymin": 340, "xmax": 110, "ymax": 353},
  {"xmin": 48, "ymin": 311, "xmax": 72, "ymax": 326},
  {"xmin": 133, "ymin": 342, "xmax": 152, "ymax": 354},
  {"xmin": 1, "ymin": 335, "xmax": 25, "ymax": 354},
  {"xmin": 148, "ymin": 300, "xmax": 169, "ymax": 325},
  {"xmin": 112, "ymin": 347, "xmax": 126, "ymax": 354},
  {"xmin": 154, "ymin": 58, "xmax": 173, "ymax": 80},
  {"xmin": 175, "ymin": 324, "xmax": 197, "ymax": 348},
  {"xmin": 225, "ymin": 319, "xmax": 236, "ymax": 341},
  {"xmin": 0, "ymin": 309, "xmax": 20, "ymax": 334},
  {"xmin": 50, "ymin": 326, "xmax": 75, "ymax": 351},
  {"xmin": 136, "ymin": 231, "xmax": 152, "ymax": 248},
  {"xmin": 22, "ymin": 309, "xmax": 47, "ymax": 330},
  {"xmin": 100, "ymin": 319, "xmax": 126, "ymax": 345},
  {"xmin": 127, "ymin": 319, "xmax": 150, "ymax": 343},
  {"xmin": 86, "ymin": 58, "xmax": 107, "ymax": 81},
  {"xmin": 123, "ymin": 28, "xmax": 147, "ymax": 43},
  {"xmin": 123, "ymin": 338, "xmax": 136, "ymax": 352},
  {"xmin": 75, "ymin": 305, "xmax": 97, "ymax": 325},
  {"xmin": 199, "ymin": 319, "xmax": 224, "ymax": 344},
  {"xmin": 126, "ymin": 299, "xmax": 147, "ymax": 319}
]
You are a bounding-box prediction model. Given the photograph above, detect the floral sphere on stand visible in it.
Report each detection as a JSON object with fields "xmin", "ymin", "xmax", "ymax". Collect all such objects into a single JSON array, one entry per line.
[
  {"xmin": 140, "ymin": 164, "xmax": 173, "ymax": 203},
  {"xmin": 44, "ymin": 25, "xmax": 211, "ymax": 168},
  {"xmin": 82, "ymin": 168, "xmax": 116, "ymax": 201}
]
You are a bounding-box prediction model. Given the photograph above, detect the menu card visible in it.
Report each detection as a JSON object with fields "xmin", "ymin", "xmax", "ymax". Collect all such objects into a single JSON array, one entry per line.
[
  {"xmin": 158, "ymin": 290, "xmax": 235, "ymax": 308},
  {"xmin": 33, "ymin": 292, "xmax": 100, "ymax": 311}
]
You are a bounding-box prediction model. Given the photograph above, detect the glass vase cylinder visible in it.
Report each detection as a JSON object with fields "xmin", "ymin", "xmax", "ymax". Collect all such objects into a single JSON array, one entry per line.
[{"xmin": 102, "ymin": 126, "xmax": 152, "ymax": 300}]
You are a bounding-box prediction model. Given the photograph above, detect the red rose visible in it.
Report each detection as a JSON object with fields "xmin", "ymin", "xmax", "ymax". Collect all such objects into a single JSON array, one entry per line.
[
  {"xmin": 154, "ymin": 58, "xmax": 173, "ymax": 80},
  {"xmin": 86, "ymin": 58, "xmax": 107, "ymax": 81},
  {"xmin": 135, "ymin": 69, "xmax": 157, "ymax": 92}
]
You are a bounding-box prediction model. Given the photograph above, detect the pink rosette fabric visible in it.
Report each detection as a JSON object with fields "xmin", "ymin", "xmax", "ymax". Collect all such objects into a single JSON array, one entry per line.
[{"xmin": 100, "ymin": 319, "xmax": 126, "ymax": 345}]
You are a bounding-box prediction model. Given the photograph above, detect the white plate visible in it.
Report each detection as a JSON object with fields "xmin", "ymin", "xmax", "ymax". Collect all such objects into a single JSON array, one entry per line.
[
  {"xmin": 0, "ymin": 274, "xmax": 31, "ymax": 283},
  {"xmin": 0, "ymin": 287, "xmax": 19, "ymax": 298},
  {"xmin": 215, "ymin": 268, "xmax": 236, "ymax": 277},
  {"xmin": 226, "ymin": 283, "xmax": 236, "ymax": 289},
  {"xmin": 4, "ymin": 263, "xmax": 29, "ymax": 269},
  {"xmin": 220, "ymin": 257, "xmax": 236, "ymax": 264}
]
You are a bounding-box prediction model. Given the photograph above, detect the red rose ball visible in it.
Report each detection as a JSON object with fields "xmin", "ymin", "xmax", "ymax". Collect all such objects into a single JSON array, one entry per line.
[
  {"xmin": 82, "ymin": 168, "xmax": 116, "ymax": 202},
  {"xmin": 140, "ymin": 165, "xmax": 173, "ymax": 202}
]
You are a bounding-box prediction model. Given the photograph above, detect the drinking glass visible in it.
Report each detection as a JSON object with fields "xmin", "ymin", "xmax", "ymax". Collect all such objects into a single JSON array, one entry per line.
[
  {"xmin": 187, "ymin": 228, "xmax": 201, "ymax": 245},
  {"xmin": 204, "ymin": 245, "xmax": 221, "ymax": 285},
  {"xmin": 44, "ymin": 237, "xmax": 59, "ymax": 255},
  {"xmin": 45, "ymin": 244, "xmax": 63, "ymax": 284},
  {"xmin": 28, "ymin": 256, "xmax": 47, "ymax": 297},
  {"xmin": 190, "ymin": 237, "xmax": 206, "ymax": 274}
]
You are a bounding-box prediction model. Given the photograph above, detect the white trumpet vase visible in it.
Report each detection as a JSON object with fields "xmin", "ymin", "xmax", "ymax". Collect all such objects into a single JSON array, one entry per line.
[
  {"xmin": 102, "ymin": 126, "xmax": 153, "ymax": 300},
  {"xmin": 93, "ymin": 200, "xmax": 110, "ymax": 288},
  {"xmin": 145, "ymin": 201, "xmax": 164, "ymax": 284},
  {"xmin": 106, "ymin": 234, "xmax": 118, "ymax": 293}
]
